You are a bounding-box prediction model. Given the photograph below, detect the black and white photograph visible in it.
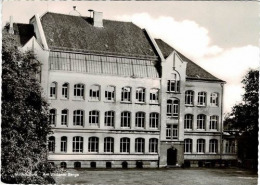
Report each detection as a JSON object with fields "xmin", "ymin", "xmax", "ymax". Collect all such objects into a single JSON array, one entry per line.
[{"xmin": 1, "ymin": 1, "xmax": 259, "ymax": 184}]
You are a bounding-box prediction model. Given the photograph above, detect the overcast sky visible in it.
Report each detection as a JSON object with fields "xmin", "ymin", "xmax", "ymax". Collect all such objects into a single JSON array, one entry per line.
[{"xmin": 2, "ymin": 1, "xmax": 259, "ymax": 113}]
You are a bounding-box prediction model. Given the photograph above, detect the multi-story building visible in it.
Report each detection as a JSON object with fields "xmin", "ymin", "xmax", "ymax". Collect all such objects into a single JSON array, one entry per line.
[{"xmin": 6, "ymin": 10, "xmax": 237, "ymax": 168}]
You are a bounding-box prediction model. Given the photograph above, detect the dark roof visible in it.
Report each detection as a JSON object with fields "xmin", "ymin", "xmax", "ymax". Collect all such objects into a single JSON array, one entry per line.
[
  {"xmin": 155, "ymin": 39, "xmax": 224, "ymax": 82},
  {"xmin": 40, "ymin": 12, "xmax": 157, "ymax": 59},
  {"xmin": 3, "ymin": 23, "xmax": 35, "ymax": 46}
]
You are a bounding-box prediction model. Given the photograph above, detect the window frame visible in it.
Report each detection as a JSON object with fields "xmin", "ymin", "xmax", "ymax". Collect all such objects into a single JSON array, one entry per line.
[
  {"xmin": 105, "ymin": 85, "xmax": 115, "ymax": 102},
  {"xmin": 72, "ymin": 136, "xmax": 83, "ymax": 153},
  {"xmin": 135, "ymin": 138, "xmax": 145, "ymax": 153},
  {"xmin": 88, "ymin": 137, "xmax": 99, "ymax": 153},
  {"xmin": 104, "ymin": 111, "xmax": 115, "ymax": 127},
  {"xmin": 209, "ymin": 115, "xmax": 218, "ymax": 130},
  {"xmin": 50, "ymin": 82, "xmax": 57, "ymax": 99},
  {"xmin": 197, "ymin": 114, "xmax": 206, "ymax": 130},
  {"xmin": 167, "ymin": 99, "xmax": 179, "ymax": 118},
  {"xmin": 184, "ymin": 139, "xmax": 192, "ymax": 153},
  {"xmin": 149, "ymin": 88, "xmax": 159, "ymax": 104},
  {"xmin": 184, "ymin": 114, "xmax": 193, "ymax": 130},
  {"xmin": 121, "ymin": 111, "xmax": 131, "ymax": 128},
  {"xmin": 209, "ymin": 139, "xmax": 218, "ymax": 153},
  {"xmin": 210, "ymin": 92, "xmax": 219, "ymax": 107},
  {"xmin": 89, "ymin": 84, "xmax": 100, "ymax": 101},
  {"xmin": 120, "ymin": 137, "xmax": 130, "ymax": 153},
  {"xmin": 135, "ymin": 112, "xmax": 145, "ymax": 128},
  {"xmin": 49, "ymin": 109, "xmax": 56, "ymax": 126},
  {"xmin": 121, "ymin": 86, "xmax": 131, "ymax": 102},
  {"xmin": 104, "ymin": 137, "xmax": 114, "ymax": 153},
  {"xmin": 61, "ymin": 109, "xmax": 68, "ymax": 126},
  {"xmin": 185, "ymin": 90, "xmax": 194, "ymax": 106},
  {"xmin": 149, "ymin": 112, "xmax": 159, "ymax": 129},
  {"xmin": 48, "ymin": 136, "xmax": 55, "ymax": 153},
  {"xmin": 197, "ymin": 92, "xmax": 207, "ymax": 106},
  {"xmin": 73, "ymin": 110, "xmax": 84, "ymax": 126},
  {"xmin": 89, "ymin": 110, "xmax": 99, "ymax": 126},
  {"xmin": 74, "ymin": 84, "xmax": 85, "ymax": 100},
  {"xmin": 62, "ymin": 83, "xmax": 69, "ymax": 99},
  {"xmin": 197, "ymin": 139, "xmax": 205, "ymax": 153},
  {"xmin": 60, "ymin": 136, "xmax": 67, "ymax": 152},
  {"xmin": 149, "ymin": 138, "xmax": 158, "ymax": 153},
  {"xmin": 167, "ymin": 73, "xmax": 180, "ymax": 93},
  {"xmin": 136, "ymin": 87, "xmax": 145, "ymax": 103}
]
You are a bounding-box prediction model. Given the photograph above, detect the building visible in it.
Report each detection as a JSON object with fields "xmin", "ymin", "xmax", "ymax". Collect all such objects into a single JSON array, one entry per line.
[{"xmin": 6, "ymin": 10, "xmax": 237, "ymax": 168}]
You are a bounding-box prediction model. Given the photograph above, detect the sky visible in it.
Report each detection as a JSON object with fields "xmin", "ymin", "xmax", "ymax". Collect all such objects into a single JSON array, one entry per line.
[{"xmin": 2, "ymin": 1, "xmax": 259, "ymax": 113}]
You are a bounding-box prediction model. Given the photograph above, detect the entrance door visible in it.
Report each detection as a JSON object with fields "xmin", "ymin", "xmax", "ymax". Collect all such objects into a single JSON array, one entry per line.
[{"xmin": 167, "ymin": 148, "xmax": 177, "ymax": 165}]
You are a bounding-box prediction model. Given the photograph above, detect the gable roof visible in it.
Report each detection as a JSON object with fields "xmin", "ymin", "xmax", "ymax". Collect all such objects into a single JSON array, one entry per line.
[
  {"xmin": 40, "ymin": 12, "xmax": 157, "ymax": 59},
  {"xmin": 3, "ymin": 23, "xmax": 35, "ymax": 46},
  {"xmin": 155, "ymin": 39, "xmax": 224, "ymax": 82}
]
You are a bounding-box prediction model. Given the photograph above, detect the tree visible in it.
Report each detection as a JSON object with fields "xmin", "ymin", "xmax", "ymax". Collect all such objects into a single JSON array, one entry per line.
[
  {"xmin": 224, "ymin": 69, "xmax": 259, "ymax": 166},
  {"xmin": 1, "ymin": 32, "xmax": 56, "ymax": 183}
]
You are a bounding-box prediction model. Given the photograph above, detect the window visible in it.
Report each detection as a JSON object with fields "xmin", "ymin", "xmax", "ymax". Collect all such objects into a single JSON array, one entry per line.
[
  {"xmin": 198, "ymin": 92, "xmax": 206, "ymax": 106},
  {"xmin": 167, "ymin": 99, "xmax": 179, "ymax": 118},
  {"xmin": 210, "ymin": 115, "xmax": 218, "ymax": 130},
  {"xmin": 74, "ymin": 84, "xmax": 84, "ymax": 99},
  {"xmin": 49, "ymin": 109, "xmax": 56, "ymax": 125},
  {"xmin": 60, "ymin": 136, "xmax": 67, "ymax": 152},
  {"xmin": 197, "ymin": 139, "xmax": 205, "ymax": 153},
  {"xmin": 89, "ymin": 85, "xmax": 100, "ymax": 100},
  {"xmin": 135, "ymin": 138, "xmax": 145, "ymax": 153},
  {"xmin": 167, "ymin": 73, "xmax": 180, "ymax": 92},
  {"xmin": 62, "ymin": 83, "xmax": 69, "ymax": 99},
  {"xmin": 209, "ymin": 139, "xmax": 218, "ymax": 153},
  {"xmin": 104, "ymin": 111, "xmax": 115, "ymax": 127},
  {"xmin": 73, "ymin": 136, "xmax": 83, "ymax": 152},
  {"xmin": 121, "ymin": 87, "xmax": 131, "ymax": 102},
  {"xmin": 48, "ymin": 136, "xmax": 55, "ymax": 152},
  {"xmin": 61, "ymin": 109, "xmax": 68, "ymax": 126},
  {"xmin": 166, "ymin": 124, "xmax": 178, "ymax": 139},
  {"xmin": 225, "ymin": 140, "xmax": 235, "ymax": 153},
  {"xmin": 88, "ymin": 137, "xmax": 99, "ymax": 152},
  {"xmin": 105, "ymin": 85, "xmax": 115, "ymax": 101},
  {"xmin": 50, "ymin": 82, "xmax": 57, "ymax": 98},
  {"xmin": 89, "ymin": 110, "xmax": 99, "ymax": 126},
  {"xmin": 60, "ymin": 162, "xmax": 67, "ymax": 168},
  {"xmin": 210, "ymin": 93, "xmax": 219, "ymax": 106},
  {"xmin": 74, "ymin": 162, "xmax": 81, "ymax": 168},
  {"xmin": 185, "ymin": 91, "xmax": 194, "ymax": 105},
  {"xmin": 136, "ymin": 87, "xmax": 145, "ymax": 103},
  {"xmin": 104, "ymin": 137, "xmax": 114, "ymax": 153},
  {"xmin": 197, "ymin": 114, "xmax": 206, "ymax": 130},
  {"xmin": 149, "ymin": 113, "xmax": 159, "ymax": 128},
  {"xmin": 149, "ymin": 138, "xmax": 158, "ymax": 153},
  {"xmin": 135, "ymin": 112, "xmax": 145, "ymax": 128},
  {"xmin": 121, "ymin": 111, "xmax": 131, "ymax": 128},
  {"xmin": 150, "ymin": 89, "xmax": 159, "ymax": 104},
  {"xmin": 73, "ymin": 110, "xmax": 84, "ymax": 126},
  {"xmin": 184, "ymin": 139, "xmax": 192, "ymax": 153},
  {"xmin": 184, "ymin": 114, "xmax": 193, "ymax": 130},
  {"xmin": 120, "ymin": 137, "xmax": 130, "ymax": 153}
]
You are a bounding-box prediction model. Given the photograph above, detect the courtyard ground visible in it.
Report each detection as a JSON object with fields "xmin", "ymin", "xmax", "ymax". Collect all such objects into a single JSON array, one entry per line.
[{"xmin": 53, "ymin": 167, "xmax": 257, "ymax": 185}]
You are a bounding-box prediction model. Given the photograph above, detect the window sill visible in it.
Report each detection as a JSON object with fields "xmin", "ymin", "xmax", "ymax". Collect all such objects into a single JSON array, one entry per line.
[
  {"xmin": 185, "ymin": 104, "xmax": 194, "ymax": 107},
  {"xmin": 197, "ymin": 105, "xmax": 206, "ymax": 107},
  {"xmin": 104, "ymin": 100, "xmax": 115, "ymax": 103},
  {"xmin": 196, "ymin": 129, "xmax": 206, "ymax": 131},
  {"xmin": 166, "ymin": 91, "xmax": 180, "ymax": 94},
  {"xmin": 49, "ymin": 97, "xmax": 57, "ymax": 100},
  {"xmin": 88, "ymin": 100, "xmax": 100, "ymax": 102},
  {"xmin": 149, "ymin": 102, "xmax": 159, "ymax": 105},
  {"xmin": 104, "ymin": 126, "xmax": 115, "ymax": 129},
  {"xmin": 72, "ymin": 98, "xmax": 85, "ymax": 101},
  {"xmin": 120, "ymin": 101, "xmax": 132, "ymax": 104},
  {"xmin": 60, "ymin": 98, "xmax": 69, "ymax": 101},
  {"xmin": 135, "ymin": 102, "xmax": 145, "ymax": 105},
  {"xmin": 184, "ymin": 129, "xmax": 193, "ymax": 131}
]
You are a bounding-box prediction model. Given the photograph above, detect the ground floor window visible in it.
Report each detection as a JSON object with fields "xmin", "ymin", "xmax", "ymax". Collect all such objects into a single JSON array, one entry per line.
[
  {"xmin": 88, "ymin": 137, "xmax": 99, "ymax": 152},
  {"xmin": 135, "ymin": 138, "xmax": 145, "ymax": 153},
  {"xmin": 149, "ymin": 138, "xmax": 158, "ymax": 153},
  {"xmin": 120, "ymin": 138, "xmax": 130, "ymax": 153},
  {"xmin": 197, "ymin": 139, "xmax": 205, "ymax": 153},
  {"xmin": 73, "ymin": 136, "xmax": 83, "ymax": 152},
  {"xmin": 184, "ymin": 139, "xmax": 192, "ymax": 153},
  {"xmin": 209, "ymin": 139, "xmax": 218, "ymax": 153}
]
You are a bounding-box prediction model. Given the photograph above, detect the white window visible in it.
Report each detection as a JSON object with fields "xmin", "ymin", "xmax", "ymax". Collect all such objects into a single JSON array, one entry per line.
[
  {"xmin": 210, "ymin": 115, "xmax": 218, "ymax": 130},
  {"xmin": 135, "ymin": 112, "xmax": 145, "ymax": 128},
  {"xmin": 104, "ymin": 111, "xmax": 114, "ymax": 127},
  {"xmin": 104, "ymin": 137, "xmax": 114, "ymax": 153},
  {"xmin": 73, "ymin": 136, "xmax": 83, "ymax": 152},
  {"xmin": 167, "ymin": 99, "xmax": 179, "ymax": 118},
  {"xmin": 225, "ymin": 140, "xmax": 235, "ymax": 153},
  {"xmin": 149, "ymin": 138, "xmax": 158, "ymax": 153},
  {"xmin": 89, "ymin": 110, "xmax": 99, "ymax": 126},
  {"xmin": 60, "ymin": 136, "xmax": 67, "ymax": 152},
  {"xmin": 184, "ymin": 114, "xmax": 193, "ymax": 130},
  {"xmin": 62, "ymin": 83, "xmax": 69, "ymax": 99},
  {"xmin": 135, "ymin": 138, "xmax": 145, "ymax": 153},
  {"xmin": 49, "ymin": 109, "xmax": 56, "ymax": 125},
  {"xmin": 89, "ymin": 85, "xmax": 100, "ymax": 100},
  {"xmin": 73, "ymin": 110, "xmax": 84, "ymax": 126},
  {"xmin": 88, "ymin": 137, "xmax": 99, "ymax": 152},
  {"xmin": 136, "ymin": 87, "xmax": 145, "ymax": 103},
  {"xmin": 61, "ymin": 109, "xmax": 68, "ymax": 126},
  {"xmin": 210, "ymin": 93, "xmax": 219, "ymax": 106},
  {"xmin": 121, "ymin": 111, "xmax": 131, "ymax": 128},
  {"xmin": 120, "ymin": 137, "xmax": 130, "ymax": 153},
  {"xmin": 149, "ymin": 112, "xmax": 159, "ymax": 128},
  {"xmin": 166, "ymin": 124, "xmax": 178, "ymax": 139},
  {"xmin": 209, "ymin": 139, "xmax": 218, "ymax": 153},
  {"xmin": 150, "ymin": 88, "xmax": 159, "ymax": 104},
  {"xmin": 198, "ymin": 92, "xmax": 206, "ymax": 106},
  {"xmin": 197, "ymin": 139, "xmax": 205, "ymax": 153},
  {"xmin": 74, "ymin": 84, "xmax": 84, "ymax": 99},
  {"xmin": 184, "ymin": 139, "xmax": 192, "ymax": 153},
  {"xmin": 48, "ymin": 136, "xmax": 55, "ymax": 152},
  {"xmin": 50, "ymin": 82, "xmax": 57, "ymax": 98},
  {"xmin": 167, "ymin": 73, "xmax": 180, "ymax": 93},
  {"xmin": 197, "ymin": 114, "xmax": 206, "ymax": 130},
  {"xmin": 121, "ymin": 87, "xmax": 131, "ymax": 102},
  {"xmin": 105, "ymin": 85, "xmax": 115, "ymax": 101},
  {"xmin": 185, "ymin": 90, "xmax": 194, "ymax": 105}
]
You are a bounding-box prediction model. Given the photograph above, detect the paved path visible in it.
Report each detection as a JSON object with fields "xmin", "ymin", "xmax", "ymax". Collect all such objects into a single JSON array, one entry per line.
[{"xmin": 54, "ymin": 168, "xmax": 257, "ymax": 185}]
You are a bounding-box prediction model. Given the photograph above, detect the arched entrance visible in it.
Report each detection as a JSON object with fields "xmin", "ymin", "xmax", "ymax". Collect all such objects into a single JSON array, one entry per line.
[{"xmin": 167, "ymin": 148, "xmax": 177, "ymax": 166}]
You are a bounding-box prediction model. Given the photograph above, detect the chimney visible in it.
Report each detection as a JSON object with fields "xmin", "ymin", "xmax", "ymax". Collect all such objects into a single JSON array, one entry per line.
[
  {"xmin": 9, "ymin": 16, "xmax": 14, "ymax": 34},
  {"xmin": 93, "ymin": 11, "xmax": 103, "ymax": 28}
]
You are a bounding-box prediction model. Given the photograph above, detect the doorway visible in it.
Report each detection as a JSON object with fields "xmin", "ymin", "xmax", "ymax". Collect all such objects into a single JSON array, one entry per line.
[{"xmin": 167, "ymin": 148, "xmax": 177, "ymax": 165}]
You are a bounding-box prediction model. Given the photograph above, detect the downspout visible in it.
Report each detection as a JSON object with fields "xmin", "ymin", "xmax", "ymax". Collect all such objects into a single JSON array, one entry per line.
[{"xmin": 220, "ymin": 83, "xmax": 224, "ymax": 164}]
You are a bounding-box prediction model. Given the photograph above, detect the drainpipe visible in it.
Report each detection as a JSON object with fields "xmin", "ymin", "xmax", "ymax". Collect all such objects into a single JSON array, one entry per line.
[{"xmin": 220, "ymin": 83, "xmax": 224, "ymax": 164}]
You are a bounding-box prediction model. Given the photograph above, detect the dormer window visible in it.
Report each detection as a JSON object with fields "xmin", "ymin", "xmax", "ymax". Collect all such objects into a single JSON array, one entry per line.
[{"xmin": 167, "ymin": 73, "xmax": 180, "ymax": 93}]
